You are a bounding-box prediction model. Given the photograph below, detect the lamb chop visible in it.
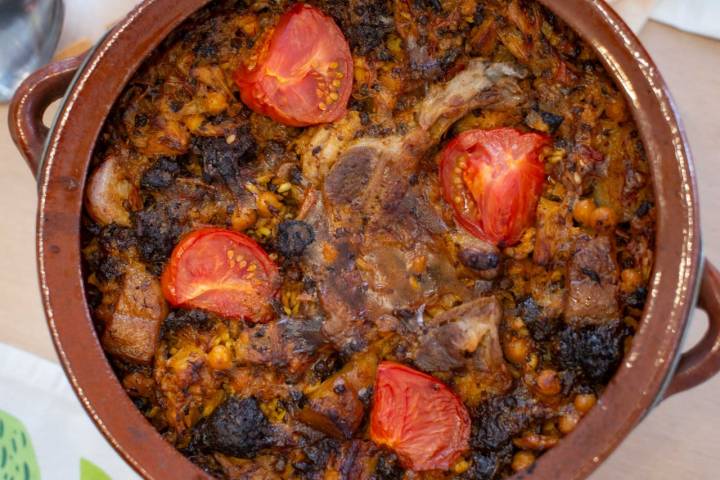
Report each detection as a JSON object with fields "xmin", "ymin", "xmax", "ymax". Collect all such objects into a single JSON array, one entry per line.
[{"xmin": 298, "ymin": 59, "xmax": 528, "ymax": 351}]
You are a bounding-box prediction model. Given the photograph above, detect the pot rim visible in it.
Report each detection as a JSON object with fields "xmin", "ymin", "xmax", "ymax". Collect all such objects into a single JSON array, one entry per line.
[{"xmin": 34, "ymin": 0, "xmax": 701, "ymax": 479}]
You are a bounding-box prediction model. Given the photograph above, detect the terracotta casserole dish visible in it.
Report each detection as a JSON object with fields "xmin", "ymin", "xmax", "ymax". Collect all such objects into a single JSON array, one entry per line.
[{"xmin": 7, "ymin": 0, "xmax": 720, "ymax": 478}]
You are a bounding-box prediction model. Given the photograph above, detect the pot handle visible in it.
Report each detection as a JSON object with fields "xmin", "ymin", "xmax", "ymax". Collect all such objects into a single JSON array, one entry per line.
[
  {"xmin": 664, "ymin": 259, "xmax": 720, "ymax": 398},
  {"xmin": 8, "ymin": 54, "xmax": 85, "ymax": 177}
]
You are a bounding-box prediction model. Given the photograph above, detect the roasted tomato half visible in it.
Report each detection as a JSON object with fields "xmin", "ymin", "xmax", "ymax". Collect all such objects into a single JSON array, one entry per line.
[
  {"xmin": 370, "ymin": 362, "xmax": 471, "ymax": 471},
  {"xmin": 161, "ymin": 228, "xmax": 280, "ymax": 322},
  {"xmin": 439, "ymin": 128, "xmax": 550, "ymax": 246},
  {"xmin": 234, "ymin": 3, "xmax": 353, "ymax": 127}
]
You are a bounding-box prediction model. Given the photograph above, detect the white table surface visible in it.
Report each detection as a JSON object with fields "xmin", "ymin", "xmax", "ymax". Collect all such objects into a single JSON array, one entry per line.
[{"xmin": 0, "ymin": 1, "xmax": 719, "ymax": 478}]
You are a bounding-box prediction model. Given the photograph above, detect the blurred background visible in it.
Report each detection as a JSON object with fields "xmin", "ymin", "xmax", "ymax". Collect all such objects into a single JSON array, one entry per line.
[{"xmin": 0, "ymin": 0, "xmax": 718, "ymax": 478}]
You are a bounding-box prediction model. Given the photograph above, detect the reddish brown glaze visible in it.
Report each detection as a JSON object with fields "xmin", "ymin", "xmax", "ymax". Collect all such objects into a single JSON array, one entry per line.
[
  {"xmin": 8, "ymin": 55, "xmax": 84, "ymax": 176},
  {"xmin": 665, "ymin": 260, "xmax": 720, "ymax": 398},
  {"xmin": 6, "ymin": 0, "xmax": 720, "ymax": 479}
]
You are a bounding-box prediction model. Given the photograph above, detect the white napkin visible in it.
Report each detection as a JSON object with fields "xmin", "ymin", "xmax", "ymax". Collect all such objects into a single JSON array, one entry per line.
[
  {"xmin": 651, "ymin": 0, "xmax": 720, "ymax": 39},
  {"xmin": 0, "ymin": 342, "xmax": 140, "ymax": 480},
  {"xmin": 608, "ymin": 0, "xmax": 658, "ymax": 32},
  {"xmin": 609, "ymin": 0, "xmax": 720, "ymax": 39}
]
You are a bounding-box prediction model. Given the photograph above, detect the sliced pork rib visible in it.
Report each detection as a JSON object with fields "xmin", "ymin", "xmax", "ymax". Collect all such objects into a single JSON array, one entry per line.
[
  {"xmin": 565, "ymin": 234, "xmax": 620, "ymax": 325},
  {"xmin": 410, "ymin": 296, "xmax": 507, "ymax": 374},
  {"xmin": 322, "ymin": 60, "xmax": 527, "ymax": 232},
  {"xmin": 234, "ymin": 317, "xmax": 325, "ymax": 375},
  {"xmin": 101, "ymin": 261, "xmax": 168, "ymax": 364},
  {"xmin": 298, "ymin": 59, "xmax": 528, "ymax": 351}
]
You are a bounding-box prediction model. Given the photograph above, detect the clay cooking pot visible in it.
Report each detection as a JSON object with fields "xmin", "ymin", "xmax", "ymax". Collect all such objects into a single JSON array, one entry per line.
[{"xmin": 8, "ymin": 0, "xmax": 720, "ymax": 478}]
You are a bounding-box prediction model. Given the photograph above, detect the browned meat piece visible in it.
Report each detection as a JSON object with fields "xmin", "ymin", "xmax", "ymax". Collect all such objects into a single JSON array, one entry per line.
[
  {"xmin": 298, "ymin": 194, "xmax": 372, "ymax": 349},
  {"xmin": 297, "ymin": 347, "xmax": 380, "ymax": 439},
  {"xmin": 235, "ymin": 318, "xmax": 325, "ymax": 375},
  {"xmin": 85, "ymin": 155, "xmax": 140, "ymax": 227},
  {"xmin": 565, "ymin": 234, "xmax": 620, "ymax": 325},
  {"xmin": 410, "ymin": 297, "xmax": 508, "ymax": 376},
  {"xmin": 324, "ymin": 441, "xmax": 379, "ymax": 479},
  {"xmin": 322, "ymin": 61, "xmax": 528, "ymax": 233},
  {"xmin": 101, "ymin": 262, "xmax": 168, "ymax": 364},
  {"xmin": 299, "ymin": 60, "xmax": 528, "ymax": 350},
  {"xmin": 300, "ymin": 189, "xmax": 472, "ymax": 350}
]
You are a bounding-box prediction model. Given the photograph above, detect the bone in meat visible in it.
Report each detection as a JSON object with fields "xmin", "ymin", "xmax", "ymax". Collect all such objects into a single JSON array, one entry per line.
[{"xmin": 300, "ymin": 60, "xmax": 527, "ymax": 350}]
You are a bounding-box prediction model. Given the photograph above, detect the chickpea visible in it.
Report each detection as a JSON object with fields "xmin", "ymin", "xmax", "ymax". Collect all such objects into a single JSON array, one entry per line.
[
  {"xmin": 231, "ymin": 207, "xmax": 257, "ymax": 231},
  {"xmin": 621, "ymin": 268, "xmax": 642, "ymax": 293},
  {"xmin": 504, "ymin": 337, "xmax": 530, "ymax": 365},
  {"xmin": 452, "ymin": 459, "xmax": 471, "ymax": 474},
  {"xmin": 514, "ymin": 433, "xmax": 558, "ymax": 451},
  {"xmin": 590, "ymin": 206, "xmax": 617, "ymax": 231},
  {"xmin": 207, "ymin": 345, "xmax": 232, "ymax": 370},
  {"xmin": 572, "ymin": 198, "xmax": 596, "ymax": 226},
  {"xmin": 558, "ymin": 411, "xmax": 580, "ymax": 434},
  {"xmin": 605, "ymin": 96, "xmax": 628, "ymax": 122},
  {"xmin": 574, "ymin": 393, "xmax": 598, "ymax": 415},
  {"xmin": 536, "ymin": 369, "xmax": 562, "ymax": 396},
  {"xmin": 510, "ymin": 317, "xmax": 526, "ymax": 331},
  {"xmin": 512, "ymin": 451, "xmax": 536, "ymax": 472}
]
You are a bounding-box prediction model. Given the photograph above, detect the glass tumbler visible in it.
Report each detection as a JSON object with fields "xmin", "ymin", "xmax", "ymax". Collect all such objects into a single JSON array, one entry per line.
[{"xmin": 0, "ymin": 0, "xmax": 64, "ymax": 102}]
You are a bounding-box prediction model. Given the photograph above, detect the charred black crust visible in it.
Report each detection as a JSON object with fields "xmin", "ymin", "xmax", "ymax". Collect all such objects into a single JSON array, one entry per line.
[
  {"xmin": 462, "ymin": 445, "xmax": 514, "ymax": 480},
  {"xmin": 193, "ymin": 126, "xmax": 257, "ymax": 189},
  {"xmin": 374, "ymin": 452, "xmax": 404, "ymax": 479},
  {"xmin": 161, "ymin": 309, "xmax": 211, "ymax": 337},
  {"xmin": 519, "ymin": 297, "xmax": 562, "ymax": 342},
  {"xmin": 623, "ymin": 286, "xmax": 648, "ymax": 310},
  {"xmin": 294, "ymin": 438, "xmax": 339, "ymax": 474},
  {"xmin": 316, "ymin": 0, "xmax": 394, "ymax": 55},
  {"xmin": 556, "ymin": 322, "xmax": 630, "ymax": 384},
  {"xmin": 140, "ymin": 157, "xmax": 184, "ymax": 190},
  {"xmin": 277, "ymin": 220, "xmax": 316, "ymax": 257},
  {"xmin": 540, "ymin": 110, "xmax": 564, "ymax": 132},
  {"xmin": 189, "ymin": 397, "xmax": 273, "ymax": 457},
  {"xmin": 99, "ymin": 224, "xmax": 136, "ymax": 251},
  {"xmin": 471, "ymin": 388, "xmax": 537, "ymax": 452},
  {"xmin": 459, "ymin": 249, "xmax": 501, "ymax": 271},
  {"xmin": 470, "ymin": 386, "xmax": 549, "ymax": 476},
  {"xmin": 134, "ymin": 200, "xmax": 184, "ymax": 273}
]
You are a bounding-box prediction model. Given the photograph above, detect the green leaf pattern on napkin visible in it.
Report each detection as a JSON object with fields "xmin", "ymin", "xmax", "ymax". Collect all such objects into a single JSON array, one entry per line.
[
  {"xmin": 80, "ymin": 458, "xmax": 111, "ymax": 480},
  {"xmin": 1, "ymin": 410, "xmax": 113, "ymax": 480},
  {"xmin": 0, "ymin": 410, "xmax": 40, "ymax": 480}
]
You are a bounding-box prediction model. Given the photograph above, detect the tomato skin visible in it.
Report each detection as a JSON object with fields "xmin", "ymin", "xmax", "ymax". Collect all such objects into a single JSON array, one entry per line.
[
  {"xmin": 439, "ymin": 127, "xmax": 550, "ymax": 247},
  {"xmin": 370, "ymin": 362, "xmax": 471, "ymax": 471},
  {"xmin": 161, "ymin": 228, "xmax": 280, "ymax": 322},
  {"xmin": 234, "ymin": 3, "xmax": 353, "ymax": 127}
]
